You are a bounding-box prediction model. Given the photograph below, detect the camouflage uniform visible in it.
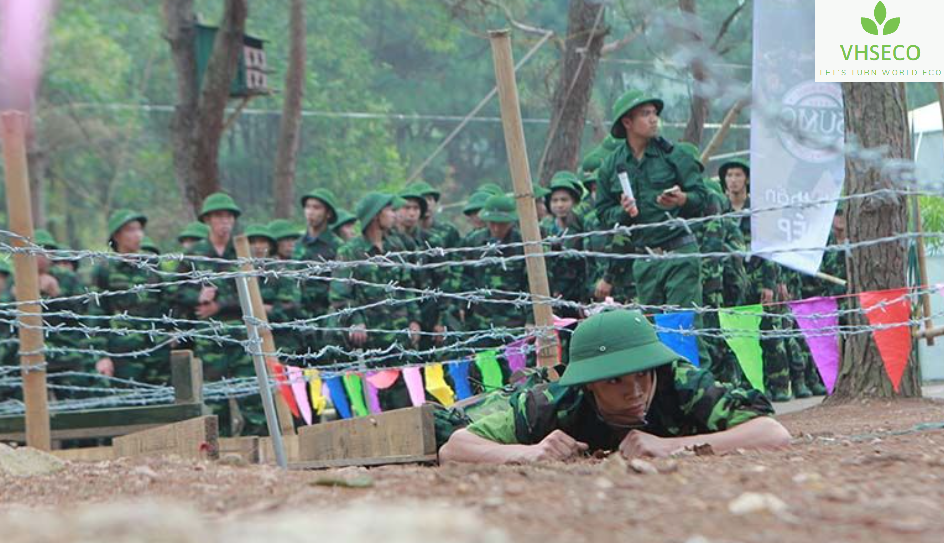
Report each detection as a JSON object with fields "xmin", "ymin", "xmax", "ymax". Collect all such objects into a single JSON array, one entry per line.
[
  {"xmin": 44, "ymin": 264, "xmax": 93, "ymax": 400},
  {"xmin": 541, "ymin": 213, "xmax": 588, "ymax": 316},
  {"xmin": 293, "ymin": 230, "xmax": 341, "ymax": 363},
  {"xmin": 457, "ymin": 225, "xmax": 530, "ymax": 336}
]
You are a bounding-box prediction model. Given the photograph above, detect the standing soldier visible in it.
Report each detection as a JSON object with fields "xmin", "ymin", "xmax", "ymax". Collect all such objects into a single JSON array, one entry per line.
[
  {"xmin": 92, "ymin": 210, "xmax": 170, "ymax": 384},
  {"xmin": 294, "ymin": 188, "xmax": 342, "ymax": 366},
  {"xmin": 595, "ymin": 90, "xmax": 708, "ymax": 312},
  {"xmin": 331, "ymin": 209, "xmax": 358, "ymax": 242},
  {"xmin": 462, "ymin": 191, "xmax": 492, "ymax": 231},
  {"xmin": 178, "ymin": 222, "xmax": 209, "ymax": 252},
  {"xmin": 415, "ymin": 181, "xmax": 463, "ymax": 341},
  {"xmin": 541, "ymin": 171, "xmax": 588, "ymax": 318},
  {"xmin": 254, "ymin": 222, "xmax": 304, "ymax": 360}
]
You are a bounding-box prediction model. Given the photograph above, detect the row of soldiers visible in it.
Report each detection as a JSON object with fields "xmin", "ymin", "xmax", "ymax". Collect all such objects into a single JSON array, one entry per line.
[{"xmin": 0, "ymin": 88, "xmax": 848, "ymax": 434}]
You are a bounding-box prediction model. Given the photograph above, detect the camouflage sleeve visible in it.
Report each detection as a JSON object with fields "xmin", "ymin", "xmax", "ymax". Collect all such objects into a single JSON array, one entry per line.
[
  {"xmin": 671, "ymin": 361, "xmax": 775, "ymax": 432},
  {"xmin": 174, "ymin": 256, "xmax": 201, "ymax": 311},
  {"xmin": 669, "ymin": 148, "xmax": 707, "ymax": 218},
  {"xmin": 594, "ymin": 151, "xmax": 630, "ymax": 228},
  {"xmin": 465, "ymin": 407, "xmax": 519, "ymax": 444},
  {"xmin": 466, "ymin": 383, "xmax": 582, "ymax": 445},
  {"xmin": 329, "ymin": 245, "xmax": 363, "ymax": 327}
]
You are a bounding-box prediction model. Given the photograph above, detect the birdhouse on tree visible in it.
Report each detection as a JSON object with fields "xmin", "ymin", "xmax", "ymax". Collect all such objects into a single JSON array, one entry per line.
[{"xmin": 195, "ymin": 23, "xmax": 268, "ymax": 97}]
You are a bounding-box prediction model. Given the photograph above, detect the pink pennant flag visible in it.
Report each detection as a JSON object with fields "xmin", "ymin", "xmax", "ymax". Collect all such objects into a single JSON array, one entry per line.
[
  {"xmin": 504, "ymin": 338, "xmax": 529, "ymax": 378},
  {"xmin": 402, "ymin": 366, "xmax": 426, "ymax": 406},
  {"xmin": 366, "ymin": 369, "xmax": 400, "ymax": 390},
  {"xmin": 363, "ymin": 373, "xmax": 383, "ymax": 414},
  {"xmin": 287, "ymin": 366, "xmax": 313, "ymax": 425},
  {"xmin": 859, "ymin": 289, "xmax": 912, "ymax": 393},
  {"xmin": 788, "ymin": 297, "xmax": 840, "ymax": 394}
]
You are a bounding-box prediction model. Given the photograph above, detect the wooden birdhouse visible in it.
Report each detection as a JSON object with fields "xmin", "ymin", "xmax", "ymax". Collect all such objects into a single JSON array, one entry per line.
[{"xmin": 195, "ymin": 23, "xmax": 268, "ymax": 97}]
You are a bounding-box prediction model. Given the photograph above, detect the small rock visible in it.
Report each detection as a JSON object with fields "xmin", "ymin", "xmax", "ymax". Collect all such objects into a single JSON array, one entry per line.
[
  {"xmin": 0, "ymin": 443, "xmax": 65, "ymax": 477},
  {"xmin": 629, "ymin": 458, "xmax": 659, "ymax": 475},
  {"xmin": 728, "ymin": 492, "xmax": 788, "ymax": 515},
  {"xmin": 594, "ymin": 477, "xmax": 615, "ymax": 489},
  {"xmin": 310, "ymin": 474, "xmax": 374, "ymax": 488},
  {"xmin": 218, "ymin": 453, "xmax": 249, "ymax": 467},
  {"xmin": 600, "ymin": 453, "xmax": 628, "ymax": 478},
  {"xmin": 132, "ymin": 465, "xmax": 158, "ymax": 479}
]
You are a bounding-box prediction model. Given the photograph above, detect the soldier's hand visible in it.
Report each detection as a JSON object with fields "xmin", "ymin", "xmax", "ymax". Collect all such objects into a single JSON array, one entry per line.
[
  {"xmin": 777, "ymin": 283, "xmax": 790, "ymax": 301},
  {"xmin": 761, "ymin": 288, "xmax": 774, "ymax": 305},
  {"xmin": 198, "ymin": 285, "xmax": 217, "ymax": 304},
  {"xmin": 523, "ymin": 430, "xmax": 588, "ymax": 462},
  {"xmin": 196, "ymin": 300, "xmax": 220, "ymax": 319},
  {"xmin": 349, "ymin": 324, "xmax": 367, "ymax": 346},
  {"xmin": 594, "ymin": 279, "xmax": 613, "ymax": 300},
  {"xmin": 655, "ymin": 187, "xmax": 688, "ymax": 209},
  {"xmin": 620, "ymin": 194, "xmax": 639, "ymax": 218},
  {"xmin": 620, "ymin": 430, "xmax": 679, "ymax": 459},
  {"xmin": 39, "ymin": 274, "xmax": 60, "ymax": 297},
  {"xmin": 96, "ymin": 357, "xmax": 114, "ymax": 377},
  {"xmin": 409, "ymin": 322, "xmax": 422, "ymax": 346}
]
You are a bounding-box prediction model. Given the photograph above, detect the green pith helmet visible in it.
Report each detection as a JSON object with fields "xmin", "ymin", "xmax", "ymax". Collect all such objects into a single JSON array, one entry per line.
[
  {"xmin": 718, "ymin": 158, "xmax": 751, "ymax": 192},
  {"xmin": 580, "ymin": 150, "xmax": 605, "ymax": 175},
  {"xmin": 268, "ymin": 219, "xmax": 302, "ymax": 241},
  {"xmin": 331, "ymin": 208, "xmax": 357, "ymax": 230},
  {"xmin": 462, "ymin": 191, "xmax": 492, "ymax": 216},
  {"xmin": 398, "ymin": 185, "xmax": 430, "ymax": 217},
  {"xmin": 580, "ymin": 169, "xmax": 599, "ymax": 189},
  {"xmin": 559, "ymin": 309, "xmax": 680, "ymax": 387},
  {"xmin": 107, "ymin": 209, "xmax": 148, "ymax": 242},
  {"xmin": 531, "ymin": 183, "xmax": 551, "ymax": 200},
  {"xmin": 141, "ymin": 237, "xmax": 161, "ymax": 255},
  {"xmin": 33, "ymin": 229, "xmax": 59, "ymax": 250},
  {"xmin": 355, "ymin": 192, "xmax": 395, "ymax": 232},
  {"xmin": 199, "ymin": 192, "xmax": 242, "ymax": 222},
  {"xmin": 546, "ymin": 171, "xmax": 583, "ymax": 209},
  {"xmin": 245, "ymin": 223, "xmax": 276, "ymax": 244},
  {"xmin": 610, "ymin": 89, "xmax": 665, "ymax": 139},
  {"xmin": 675, "ymin": 141, "xmax": 705, "ymax": 174},
  {"xmin": 410, "ymin": 180, "xmax": 441, "ymax": 201},
  {"xmin": 477, "ymin": 182, "xmax": 505, "ymax": 196},
  {"xmin": 601, "ymin": 135, "xmax": 620, "ymax": 152},
  {"xmin": 705, "ymin": 178, "xmax": 725, "ymax": 196},
  {"xmin": 178, "ymin": 222, "xmax": 210, "ymax": 243},
  {"xmin": 479, "ymin": 194, "xmax": 518, "ymax": 223},
  {"xmin": 0, "ymin": 258, "xmax": 12, "ymax": 276},
  {"xmin": 299, "ymin": 188, "xmax": 339, "ymax": 223}
]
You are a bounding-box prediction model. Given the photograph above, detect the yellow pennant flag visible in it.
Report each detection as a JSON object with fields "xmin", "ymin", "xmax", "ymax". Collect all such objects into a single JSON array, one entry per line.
[
  {"xmin": 424, "ymin": 363, "xmax": 455, "ymax": 406},
  {"xmin": 305, "ymin": 368, "xmax": 327, "ymax": 415}
]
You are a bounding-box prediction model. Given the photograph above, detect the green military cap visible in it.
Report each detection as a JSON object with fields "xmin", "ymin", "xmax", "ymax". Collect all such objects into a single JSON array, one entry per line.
[
  {"xmin": 331, "ymin": 208, "xmax": 357, "ymax": 230},
  {"xmin": 268, "ymin": 219, "xmax": 303, "ymax": 241},
  {"xmin": 141, "ymin": 236, "xmax": 161, "ymax": 255},
  {"xmin": 559, "ymin": 309, "xmax": 680, "ymax": 387},
  {"xmin": 33, "ymin": 229, "xmax": 59, "ymax": 250},
  {"xmin": 244, "ymin": 223, "xmax": 276, "ymax": 244},
  {"xmin": 462, "ymin": 191, "xmax": 492, "ymax": 216},
  {"xmin": 398, "ymin": 185, "xmax": 429, "ymax": 217},
  {"xmin": 178, "ymin": 221, "xmax": 210, "ymax": 243},
  {"xmin": 479, "ymin": 194, "xmax": 518, "ymax": 223},
  {"xmin": 531, "ymin": 183, "xmax": 551, "ymax": 200},
  {"xmin": 107, "ymin": 209, "xmax": 148, "ymax": 241},
  {"xmin": 477, "ymin": 182, "xmax": 505, "ymax": 196},
  {"xmin": 356, "ymin": 192, "xmax": 396, "ymax": 232},
  {"xmin": 705, "ymin": 178, "xmax": 725, "ymax": 196},
  {"xmin": 718, "ymin": 158, "xmax": 751, "ymax": 192},
  {"xmin": 675, "ymin": 141, "xmax": 705, "ymax": 173},
  {"xmin": 580, "ymin": 150, "xmax": 605, "ymax": 174},
  {"xmin": 610, "ymin": 89, "xmax": 665, "ymax": 139},
  {"xmin": 579, "ymin": 169, "xmax": 599, "ymax": 188},
  {"xmin": 601, "ymin": 135, "xmax": 620, "ymax": 152},
  {"xmin": 299, "ymin": 188, "xmax": 339, "ymax": 222},
  {"xmin": 410, "ymin": 180, "xmax": 441, "ymax": 201},
  {"xmin": 199, "ymin": 192, "xmax": 242, "ymax": 221},
  {"xmin": 0, "ymin": 258, "xmax": 12, "ymax": 276},
  {"xmin": 546, "ymin": 171, "xmax": 583, "ymax": 209}
]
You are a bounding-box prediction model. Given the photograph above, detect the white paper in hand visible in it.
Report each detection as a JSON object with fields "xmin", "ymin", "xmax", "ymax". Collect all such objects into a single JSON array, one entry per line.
[{"xmin": 617, "ymin": 168, "xmax": 634, "ymax": 202}]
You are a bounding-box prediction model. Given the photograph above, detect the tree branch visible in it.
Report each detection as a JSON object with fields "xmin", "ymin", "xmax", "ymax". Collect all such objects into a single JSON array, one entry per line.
[{"xmin": 710, "ymin": 0, "xmax": 745, "ymax": 51}]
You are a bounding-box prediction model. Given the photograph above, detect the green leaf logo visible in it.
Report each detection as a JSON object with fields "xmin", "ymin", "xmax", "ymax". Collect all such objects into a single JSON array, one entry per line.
[{"xmin": 862, "ymin": 1, "xmax": 900, "ymax": 36}]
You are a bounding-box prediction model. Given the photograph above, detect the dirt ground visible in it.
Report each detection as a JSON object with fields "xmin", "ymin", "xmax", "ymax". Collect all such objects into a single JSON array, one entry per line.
[{"xmin": 3, "ymin": 398, "xmax": 944, "ymax": 543}]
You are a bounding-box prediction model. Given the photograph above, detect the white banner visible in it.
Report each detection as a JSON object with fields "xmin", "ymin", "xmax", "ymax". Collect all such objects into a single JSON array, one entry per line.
[{"xmin": 750, "ymin": 0, "xmax": 845, "ymax": 276}]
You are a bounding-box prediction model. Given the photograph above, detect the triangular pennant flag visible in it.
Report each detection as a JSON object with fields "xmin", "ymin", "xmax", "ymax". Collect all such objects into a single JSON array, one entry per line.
[
  {"xmin": 654, "ymin": 311, "xmax": 699, "ymax": 366},
  {"xmin": 475, "ymin": 350, "xmax": 504, "ymax": 392},
  {"xmin": 424, "ymin": 363, "xmax": 456, "ymax": 406},
  {"xmin": 718, "ymin": 305, "xmax": 765, "ymax": 393},
  {"xmin": 448, "ymin": 359, "xmax": 473, "ymax": 400},
  {"xmin": 266, "ymin": 359, "xmax": 301, "ymax": 418},
  {"xmin": 788, "ymin": 297, "xmax": 840, "ymax": 394},
  {"xmin": 304, "ymin": 369, "xmax": 327, "ymax": 416},
  {"xmin": 325, "ymin": 376, "xmax": 352, "ymax": 419},
  {"xmin": 343, "ymin": 373, "xmax": 369, "ymax": 417},
  {"xmin": 402, "ymin": 366, "xmax": 426, "ymax": 406},
  {"xmin": 287, "ymin": 366, "xmax": 313, "ymax": 425},
  {"xmin": 859, "ymin": 288, "xmax": 912, "ymax": 392},
  {"xmin": 504, "ymin": 338, "xmax": 529, "ymax": 377},
  {"xmin": 366, "ymin": 369, "xmax": 400, "ymax": 390},
  {"xmin": 363, "ymin": 373, "xmax": 383, "ymax": 414}
]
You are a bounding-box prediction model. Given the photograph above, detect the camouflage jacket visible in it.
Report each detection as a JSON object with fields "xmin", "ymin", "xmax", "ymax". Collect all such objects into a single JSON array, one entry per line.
[
  {"xmin": 90, "ymin": 257, "xmax": 168, "ymax": 357},
  {"xmin": 293, "ymin": 230, "xmax": 341, "ymax": 320},
  {"xmin": 540, "ymin": 214, "xmax": 588, "ymax": 306},
  {"xmin": 175, "ymin": 239, "xmax": 242, "ymax": 322},
  {"xmin": 458, "ymin": 226, "xmax": 530, "ymax": 331}
]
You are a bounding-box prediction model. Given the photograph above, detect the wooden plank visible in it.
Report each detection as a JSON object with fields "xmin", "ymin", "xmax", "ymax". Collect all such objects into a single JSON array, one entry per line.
[
  {"xmin": 113, "ymin": 416, "xmax": 219, "ymax": 460},
  {"xmin": 290, "ymin": 454, "xmax": 438, "ymax": 471},
  {"xmin": 171, "ymin": 350, "xmax": 203, "ymax": 404},
  {"xmin": 51, "ymin": 446, "xmax": 115, "ymax": 462},
  {"xmin": 0, "ymin": 403, "xmax": 207, "ymax": 441},
  {"xmin": 258, "ymin": 434, "xmax": 299, "ymax": 464},
  {"xmin": 219, "ymin": 436, "xmax": 260, "ymax": 463},
  {"xmin": 296, "ymin": 406, "xmax": 436, "ymax": 467}
]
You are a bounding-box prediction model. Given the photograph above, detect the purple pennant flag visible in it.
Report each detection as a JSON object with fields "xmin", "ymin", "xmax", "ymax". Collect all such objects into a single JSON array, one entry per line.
[
  {"xmin": 504, "ymin": 338, "xmax": 529, "ymax": 379},
  {"xmin": 363, "ymin": 373, "xmax": 382, "ymax": 414},
  {"xmin": 788, "ymin": 297, "xmax": 840, "ymax": 394}
]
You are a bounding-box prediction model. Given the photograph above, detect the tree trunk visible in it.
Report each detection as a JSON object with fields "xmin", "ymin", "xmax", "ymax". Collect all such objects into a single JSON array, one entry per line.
[
  {"xmin": 537, "ymin": 0, "xmax": 607, "ymax": 185},
  {"xmin": 831, "ymin": 82, "xmax": 921, "ymax": 399},
  {"xmin": 163, "ymin": 0, "xmax": 247, "ymax": 218},
  {"xmin": 272, "ymin": 0, "xmax": 306, "ymax": 219},
  {"xmin": 679, "ymin": 0, "xmax": 708, "ymax": 146}
]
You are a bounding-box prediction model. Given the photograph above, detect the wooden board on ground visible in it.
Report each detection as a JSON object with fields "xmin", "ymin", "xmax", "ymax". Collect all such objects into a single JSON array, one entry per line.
[
  {"xmin": 258, "ymin": 434, "xmax": 299, "ymax": 465},
  {"xmin": 51, "ymin": 446, "xmax": 115, "ymax": 462},
  {"xmin": 293, "ymin": 405, "xmax": 437, "ymax": 469},
  {"xmin": 0, "ymin": 403, "xmax": 208, "ymax": 442},
  {"xmin": 219, "ymin": 436, "xmax": 260, "ymax": 464},
  {"xmin": 112, "ymin": 416, "xmax": 219, "ymax": 460}
]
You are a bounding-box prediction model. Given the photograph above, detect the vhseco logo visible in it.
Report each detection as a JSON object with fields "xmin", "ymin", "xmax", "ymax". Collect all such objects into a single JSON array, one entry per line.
[{"xmin": 841, "ymin": 1, "xmax": 919, "ymax": 61}]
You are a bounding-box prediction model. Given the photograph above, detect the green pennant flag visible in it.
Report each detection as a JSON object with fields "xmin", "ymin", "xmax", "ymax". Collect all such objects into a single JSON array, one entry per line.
[
  {"xmin": 475, "ymin": 350, "xmax": 504, "ymax": 392},
  {"xmin": 718, "ymin": 304, "xmax": 765, "ymax": 393},
  {"xmin": 343, "ymin": 373, "xmax": 369, "ymax": 417}
]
